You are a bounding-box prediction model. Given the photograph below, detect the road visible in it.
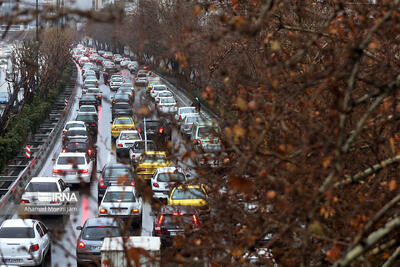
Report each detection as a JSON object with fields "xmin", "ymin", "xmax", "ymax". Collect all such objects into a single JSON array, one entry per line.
[{"xmin": 11, "ymin": 63, "xmax": 197, "ymax": 266}]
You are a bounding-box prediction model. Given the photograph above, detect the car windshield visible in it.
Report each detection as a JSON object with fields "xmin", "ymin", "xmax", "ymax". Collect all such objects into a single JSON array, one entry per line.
[
  {"xmin": 112, "ymin": 78, "xmax": 123, "ymax": 82},
  {"xmin": 172, "ymin": 187, "xmax": 206, "ymax": 200},
  {"xmin": 26, "ymin": 182, "xmax": 59, "ymax": 192},
  {"xmin": 115, "ymin": 94, "xmax": 129, "ymax": 100},
  {"xmin": 67, "ymin": 129, "xmax": 87, "ymax": 136},
  {"xmin": 134, "ymin": 142, "xmax": 156, "ymax": 151},
  {"xmin": 82, "ymin": 227, "xmax": 120, "ymax": 241},
  {"xmin": 0, "ymin": 227, "xmax": 35, "ymax": 238},
  {"xmin": 120, "ymin": 132, "xmax": 140, "ymax": 140},
  {"xmin": 180, "ymin": 107, "xmax": 197, "ymax": 114},
  {"xmin": 137, "ymin": 74, "xmax": 147, "ymax": 78},
  {"xmin": 154, "ymin": 86, "xmax": 167, "ymax": 91},
  {"xmin": 118, "ymin": 89, "xmax": 131, "ymax": 94},
  {"xmin": 185, "ymin": 116, "xmax": 201, "ymax": 124},
  {"xmin": 160, "ymin": 98, "xmax": 176, "ymax": 104},
  {"xmin": 103, "ymin": 191, "xmax": 135, "ymax": 202},
  {"xmin": 198, "ymin": 127, "xmax": 219, "ymax": 138},
  {"xmin": 141, "ymin": 154, "xmax": 166, "ymax": 163},
  {"xmin": 115, "ymin": 118, "xmax": 132, "ymax": 125},
  {"xmin": 157, "ymin": 172, "xmax": 185, "ymax": 182},
  {"xmin": 76, "ymin": 114, "xmax": 97, "ymax": 122},
  {"xmin": 80, "ymin": 106, "xmax": 96, "ymax": 112},
  {"xmin": 57, "ymin": 156, "xmax": 85, "ymax": 165},
  {"xmin": 66, "ymin": 123, "xmax": 83, "ymax": 130},
  {"xmin": 87, "ymin": 89, "xmax": 100, "ymax": 94},
  {"xmin": 159, "ymin": 92, "xmax": 172, "ymax": 97},
  {"xmin": 104, "ymin": 167, "xmax": 131, "ymax": 178}
]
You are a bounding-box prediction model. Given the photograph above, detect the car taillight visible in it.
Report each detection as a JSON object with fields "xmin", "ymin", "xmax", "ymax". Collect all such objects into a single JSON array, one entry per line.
[
  {"xmin": 155, "ymin": 215, "xmax": 164, "ymax": 234},
  {"xmin": 62, "ymin": 149, "xmax": 67, "ymax": 153},
  {"xmin": 53, "ymin": 169, "xmax": 62, "ymax": 174},
  {"xmin": 117, "ymin": 143, "xmax": 123, "ymax": 147},
  {"xmin": 193, "ymin": 214, "xmax": 199, "ymax": 227},
  {"xmin": 131, "ymin": 154, "xmax": 135, "ymax": 159},
  {"xmin": 98, "ymin": 94, "xmax": 102, "ymax": 98},
  {"xmin": 201, "ymin": 158, "xmax": 206, "ymax": 163},
  {"xmin": 173, "ymin": 212, "xmax": 183, "ymax": 216},
  {"xmin": 50, "ymin": 201, "xmax": 59, "ymax": 204},
  {"xmin": 20, "ymin": 199, "xmax": 30, "ymax": 204},
  {"xmin": 131, "ymin": 208, "xmax": 139, "ymax": 214},
  {"xmin": 136, "ymin": 168, "xmax": 146, "ymax": 172},
  {"xmin": 99, "ymin": 208, "xmax": 107, "ymax": 214},
  {"xmin": 138, "ymin": 128, "xmax": 141, "ymax": 133},
  {"xmin": 158, "ymin": 128, "xmax": 164, "ymax": 134},
  {"xmin": 29, "ymin": 244, "xmax": 39, "ymax": 252},
  {"xmin": 78, "ymin": 241, "xmax": 86, "ymax": 248},
  {"xmin": 130, "ymin": 94, "xmax": 133, "ymax": 97},
  {"xmin": 179, "ymin": 115, "xmax": 182, "ymax": 120},
  {"xmin": 105, "ymin": 72, "xmax": 108, "ymax": 75},
  {"xmin": 88, "ymin": 149, "xmax": 92, "ymax": 155},
  {"xmin": 224, "ymin": 157, "xmax": 230, "ymax": 163},
  {"xmin": 62, "ymin": 129, "xmax": 67, "ymax": 134},
  {"xmin": 99, "ymin": 178, "xmax": 106, "ymax": 188},
  {"xmin": 196, "ymin": 139, "xmax": 201, "ymax": 145},
  {"xmin": 112, "ymin": 100, "xmax": 116, "ymax": 104},
  {"xmin": 130, "ymin": 179, "xmax": 135, "ymax": 186},
  {"xmin": 79, "ymin": 169, "xmax": 89, "ymax": 174},
  {"xmin": 153, "ymin": 182, "xmax": 159, "ymax": 188},
  {"xmin": 90, "ymin": 123, "xmax": 96, "ymax": 127}
]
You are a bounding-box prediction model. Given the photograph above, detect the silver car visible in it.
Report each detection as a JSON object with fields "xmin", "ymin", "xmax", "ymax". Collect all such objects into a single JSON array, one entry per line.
[
  {"xmin": 180, "ymin": 114, "xmax": 202, "ymax": 137},
  {"xmin": 151, "ymin": 167, "xmax": 188, "ymax": 200}
]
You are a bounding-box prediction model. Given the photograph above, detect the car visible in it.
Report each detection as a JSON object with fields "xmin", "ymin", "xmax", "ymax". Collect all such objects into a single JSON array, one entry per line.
[
  {"xmin": 78, "ymin": 56, "xmax": 89, "ymax": 66},
  {"xmin": 146, "ymin": 79, "xmax": 162, "ymax": 94},
  {"xmin": 82, "ymin": 63, "xmax": 94, "ymax": 75},
  {"xmin": 136, "ymin": 118, "xmax": 172, "ymax": 142},
  {"xmin": 76, "ymin": 112, "xmax": 98, "ymax": 137},
  {"xmin": 135, "ymin": 76, "xmax": 147, "ymax": 86},
  {"xmin": 156, "ymin": 97, "xmax": 178, "ymax": 114},
  {"xmin": 180, "ymin": 114, "xmax": 202, "ymax": 137},
  {"xmin": 113, "ymin": 54, "xmax": 123, "ymax": 64},
  {"xmin": 128, "ymin": 61, "xmax": 138, "ymax": 73},
  {"xmin": 0, "ymin": 91, "xmax": 10, "ymax": 103},
  {"xmin": 89, "ymin": 53, "xmax": 99, "ymax": 62},
  {"xmin": 154, "ymin": 90, "xmax": 174, "ymax": 103},
  {"xmin": 153, "ymin": 205, "xmax": 199, "ymax": 247},
  {"xmin": 135, "ymin": 151, "xmax": 173, "ymax": 181},
  {"xmin": 98, "ymin": 50, "xmax": 105, "ymax": 56},
  {"xmin": 103, "ymin": 66, "xmax": 119, "ymax": 84},
  {"xmin": 83, "ymin": 69, "xmax": 96, "ymax": 80},
  {"xmin": 116, "ymin": 130, "xmax": 142, "ymax": 157},
  {"xmin": 99, "ymin": 186, "xmax": 142, "ymax": 224},
  {"xmin": 78, "ymin": 105, "xmax": 98, "ymax": 116},
  {"xmin": 111, "ymin": 117, "xmax": 135, "ymax": 140},
  {"xmin": 196, "ymin": 151, "xmax": 230, "ymax": 168},
  {"xmin": 116, "ymin": 87, "xmax": 135, "ymax": 102},
  {"xmin": 85, "ymin": 87, "xmax": 103, "ymax": 104},
  {"xmin": 190, "ymin": 120, "xmax": 222, "ymax": 152},
  {"xmin": 98, "ymin": 163, "xmax": 135, "ymax": 203},
  {"xmin": 0, "ymin": 219, "xmax": 51, "ymax": 266},
  {"xmin": 76, "ymin": 217, "xmax": 121, "ymax": 265},
  {"xmin": 129, "ymin": 140, "xmax": 157, "ymax": 165},
  {"xmin": 63, "ymin": 138, "xmax": 97, "ymax": 160},
  {"xmin": 62, "ymin": 127, "xmax": 90, "ymax": 147},
  {"xmin": 119, "ymin": 82, "xmax": 135, "ymax": 93},
  {"xmin": 175, "ymin": 107, "xmax": 198, "ymax": 122},
  {"xmin": 83, "ymin": 78, "xmax": 98, "ymax": 89},
  {"xmin": 103, "ymin": 51, "xmax": 113, "ymax": 59},
  {"xmin": 168, "ymin": 184, "xmax": 210, "ymax": 215},
  {"xmin": 110, "ymin": 76, "xmax": 124, "ymax": 91},
  {"xmin": 20, "ymin": 177, "xmax": 70, "ymax": 210},
  {"xmin": 112, "ymin": 93, "xmax": 132, "ymax": 105},
  {"xmin": 112, "ymin": 102, "xmax": 133, "ymax": 120},
  {"xmin": 151, "ymin": 167, "xmax": 188, "ymax": 200},
  {"xmin": 62, "ymin": 120, "xmax": 86, "ymax": 137},
  {"xmin": 120, "ymin": 60, "xmax": 130, "ymax": 68},
  {"xmin": 53, "ymin": 152, "xmax": 94, "ymax": 184},
  {"xmin": 79, "ymin": 94, "xmax": 99, "ymax": 110},
  {"xmin": 150, "ymin": 84, "xmax": 168, "ymax": 98}
]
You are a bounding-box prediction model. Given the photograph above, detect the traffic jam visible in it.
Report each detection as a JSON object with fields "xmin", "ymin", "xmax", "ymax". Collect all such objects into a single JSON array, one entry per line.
[{"xmin": 0, "ymin": 43, "xmax": 236, "ymax": 267}]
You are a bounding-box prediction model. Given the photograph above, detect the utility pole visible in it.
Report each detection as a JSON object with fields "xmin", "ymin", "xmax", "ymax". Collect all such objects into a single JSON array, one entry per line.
[{"xmin": 35, "ymin": 0, "xmax": 39, "ymax": 91}]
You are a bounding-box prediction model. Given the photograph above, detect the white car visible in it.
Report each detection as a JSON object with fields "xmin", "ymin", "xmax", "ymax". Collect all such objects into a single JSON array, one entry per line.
[
  {"xmin": 52, "ymin": 152, "xmax": 93, "ymax": 184},
  {"xmin": 116, "ymin": 130, "xmax": 142, "ymax": 156},
  {"xmin": 150, "ymin": 85, "xmax": 168, "ymax": 98},
  {"xmin": 78, "ymin": 105, "xmax": 98, "ymax": 116},
  {"xmin": 20, "ymin": 177, "xmax": 70, "ymax": 210},
  {"xmin": 62, "ymin": 121, "xmax": 86, "ymax": 137},
  {"xmin": 0, "ymin": 219, "xmax": 51, "ymax": 266},
  {"xmin": 157, "ymin": 97, "xmax": 178, "ymax": 114},
  {"xmin": 110, "ymin": 77, "xmax": 124, "ymax": 91},
  {"xmin": 135, "ymin": 77, "xmax": 147, "ymax": 86},
  {"xmin": 154, "ymin": 90, "xmax": 174, "ymax": 103},
  {"xmin": 151, "ymin": 167, "xmax": 188, "ymax": 199},
  {"xmin": 175, "ymin": 107, "xmax": 198, "ymax": 122},
  {"xmin": 98, "ymin": 186, "xmax": 142, "ymax": 224},
  {"xmin": 128, "ymin": 140, "xmax": 157, "ymax": 165}
]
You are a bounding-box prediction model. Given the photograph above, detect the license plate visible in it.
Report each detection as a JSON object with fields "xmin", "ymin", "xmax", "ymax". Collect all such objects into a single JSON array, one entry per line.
[
  {"xmin": 96, "ymin": 246, "xmax": 102, "ymax": 250},
  {"xmin": 170, "ymin": 232, "xmax": 177, "ymax": 236},
  {"xmin": 5, "ymin": 259, "xmax": 22, "ymax": 263}
]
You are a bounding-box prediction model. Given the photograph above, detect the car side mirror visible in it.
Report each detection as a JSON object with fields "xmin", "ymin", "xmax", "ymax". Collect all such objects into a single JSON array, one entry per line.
[
  {"xmin": 76, "ymin": 226, "xmax": 83, "ymax": 230},
  {"xmin": 52, "ymin": 158, "xmax": 56, "ymax": 161}
]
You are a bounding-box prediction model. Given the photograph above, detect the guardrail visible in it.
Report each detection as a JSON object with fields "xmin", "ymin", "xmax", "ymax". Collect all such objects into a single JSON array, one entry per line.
[{"xmin": 0, "ymin": 63, "xmax": 78, "ymax": 221}]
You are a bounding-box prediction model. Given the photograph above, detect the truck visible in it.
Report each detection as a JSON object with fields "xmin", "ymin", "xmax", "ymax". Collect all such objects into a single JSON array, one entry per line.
[{"xmin": 101, "ymin": 236, "xmax": 161, "ymax": 267}]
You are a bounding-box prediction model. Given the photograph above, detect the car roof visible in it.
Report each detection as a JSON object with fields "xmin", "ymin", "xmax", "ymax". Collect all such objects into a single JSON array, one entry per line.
[
  {"xmin": 106, "ymin": 185, "xmax": 135, "ymax": 192},
  {"xmin": 156, "ymin": 167, "xmax": 181, "ymax": 173},
  {"xmin": 104, "ymin": 163, "xmax": 131, "ymax": 169},
  {"xmin": 114, "ymin": 117, "xmax": 133, "ymax": 121},
  {"xmin": 66, "ymin": 120, "xmax": 85, "ymax": 125},
  {"xmin": 80, "ymin": 105, "xmax": 96, "ymax": 108},
  {"xmin": 143, "ymin": 151, "xmax": 166, "ymax": 156},
  {"xmin": 30, "ymin": 177, "xmax": 60, "ymax": 183},
  {"xmin": 176, "ymin": 184, "xmax": 203, "ymax": 189},
  {"xmin": 2, "ymin": 219, "xmax": 36, "ymax": 228},
  {"xmin": 58, "ymin": 152, "xmax": 87, "ymax": 157},
  {"xmin": 160, "ymin": 205, "xmax": 198, "ymax": 215},
  {"xmin": 119, "ymin": 130, "xmax": 139, "ymax": 134},
  {"xmin": 84, "ymin": 217, "xmax": 119, "ymax": 227}
]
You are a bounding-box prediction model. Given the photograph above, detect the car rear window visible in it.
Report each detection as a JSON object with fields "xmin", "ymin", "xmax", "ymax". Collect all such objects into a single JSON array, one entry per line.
[
  {"xmin": 185, "ymin": 116, "xmax": 200, "ymax": 124},
  {"xmin": 80, "ymin": 106, "xmax": 96, "ymax": 112},
  {"xmin": 161, "ymin": 215, "xmax": 195, "ymax": 227},
  {"xmin": 115, "ymin": 118, "xmax": 133, "ymax": 125},
  {"xmin": 134, "ymin": 142, "xmax": 156, "ymax": 151},
  {"xmin": 67, "ymin": 129, "xmax": 87, "ymax": 136},
  {"xmin": 157, "ymin": 172, "xmax": 185, "ymax": 182},
  {"xmin": 66, "ymin": 123, "xmax": 84, "ymax": 130},
  {"xmin": 180, "ymin": 107, "xmax": 197, "ymax": 114},
  {"xmin": 57, "ymin": 156, "xmax": 86, "ymax": 165},
  {"xmin": 141, "ymin": 154, "xmax": 166, "ymax": 163},
  {"xmin": 198, "ymin": 127, "xmax": 219, "ymax": 138},
  {"xmin": 76, "ymin": 114, "xmax": 97, "ymax": 122},
  {"xmin": 103, "ymin": 167, "xmax": 131, "ymax": 178},
  {"xmin": 112, "ymin": 78, "xmax": 123, "ymax": 82},
  {"xmin": 103, "ymin": 191, "xmax": 135, "ymax": 202},
  {"xmin": 0, "ymin": 227, "xmax": 35, "ymax": 238},
  {"xmin": 26, "ymin": 182, "xmax": 59, "ymax": 192},
  {"xmin": 120, "ymin": 132, "xmax": 140, "ymax": 140},
  {"xmin": 160, "ymin": 98, "xmax": 176, "ymax": 104},
  {"xmin": 66, "ymin": 142, "xmax": 88, "ymax": 151},
  {"xmin": 115, "ymin": 94, "xmax": 129, "ymax": 100},
  {"xmin": 172, "ymin": 188, "xmax": 206, "ymax": 200},
  {"xmin": 159, "ymin": 92, "xmax": 173, "ymax": 97},
  {"xmin": 81, "ymin": 95, "xmax": 97, "ymax": 101},
  {"xmin": 82, "ymin": 227, "xmax": 120, "ymax": 241},
  {"xmin": 154, "ymin": 86, "xmax": 167, "ymax": 91}
]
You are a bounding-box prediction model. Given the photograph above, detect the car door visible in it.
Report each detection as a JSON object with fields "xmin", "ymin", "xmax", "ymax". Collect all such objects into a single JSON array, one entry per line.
[
  {"xmin": 35, "ymin": 223, "xmax": 47, "ymax": 258},
  {"xmin": 38, "ymin": 222, "xmax": 50, "ymax": 253}
]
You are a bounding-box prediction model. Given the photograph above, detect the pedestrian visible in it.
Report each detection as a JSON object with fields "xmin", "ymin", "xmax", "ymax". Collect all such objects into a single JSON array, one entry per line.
[{"xmin": 192, "ymin": 97, "xmax": 201, "ymax": 112}]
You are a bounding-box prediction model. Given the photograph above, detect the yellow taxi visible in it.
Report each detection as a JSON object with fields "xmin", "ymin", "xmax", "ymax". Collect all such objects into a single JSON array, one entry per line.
[
  {"xmin": 146, "ymin": 80, "xmax": 161, "ymax": 94},
  {"xmin": 168, "ymin": 184, "xmax": 210, "ymax": 214},
  {"xmin": 111, "ymin": 117, "xmax": 135, "ymax": 139},
  {"xmin": 135, "ymin": 151, "xmax": 173, "ymax": 180}
]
